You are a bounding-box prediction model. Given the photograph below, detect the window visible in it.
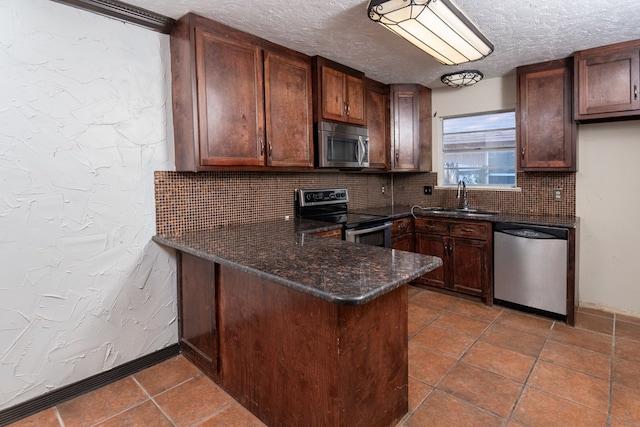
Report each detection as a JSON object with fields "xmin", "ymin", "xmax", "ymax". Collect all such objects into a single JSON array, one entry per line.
[{"xmin": 441, "ymin": 111, "xmax": 516, "ymax": 187}]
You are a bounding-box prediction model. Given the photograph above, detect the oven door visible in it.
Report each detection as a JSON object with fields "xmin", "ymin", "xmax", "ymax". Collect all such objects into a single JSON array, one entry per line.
[{"xmin": 345, "ymin": 222, "xmax": 392, "ymax": 248}]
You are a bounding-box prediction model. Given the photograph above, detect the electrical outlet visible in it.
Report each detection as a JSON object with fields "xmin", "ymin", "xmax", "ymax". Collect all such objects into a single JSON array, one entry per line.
[
  {"xmin": 554, "ymin": 188, "xmax": 563, "ymax": 201},
  {"xmin": 381, "ymin": 185, "xmax": 385, "ymax": 195},
  {"xmin": 423, "ymin": 185, "xmax": 433, "ymax": 195}
]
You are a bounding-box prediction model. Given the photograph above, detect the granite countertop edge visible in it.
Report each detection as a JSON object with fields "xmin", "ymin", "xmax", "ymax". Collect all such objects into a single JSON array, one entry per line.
[{"xmin": 152, "ymin": 226, "xmax": 441, "ymax": 306}]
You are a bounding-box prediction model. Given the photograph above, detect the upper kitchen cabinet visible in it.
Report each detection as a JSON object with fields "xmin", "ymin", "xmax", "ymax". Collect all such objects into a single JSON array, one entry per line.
[
  {"xmin": 365, "ymin": 78, "xmax": 390, "ymax": 170},
  {"xmin": 574, "ymin": 39, "xmax": 640, "ymax": 122},
  {"xmin": 313, "ymin": 57, "xmax": 366, "ymax": 126},
  {"xmin": 517, "ymin": 58, "xmax": 577, "ymax": 171},
  {"xmin": 390, "ymin": 84, "xmax": 432, "ymax": 172},
  {"xmin": 170, "ymin": 14, "xmax": 313, "ymax": 171}
]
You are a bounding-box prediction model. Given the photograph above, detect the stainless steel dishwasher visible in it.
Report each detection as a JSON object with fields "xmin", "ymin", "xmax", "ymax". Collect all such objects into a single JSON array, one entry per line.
[{"xmin": 494, "ymin": 223, "xmax": 568, "ymax": 320}]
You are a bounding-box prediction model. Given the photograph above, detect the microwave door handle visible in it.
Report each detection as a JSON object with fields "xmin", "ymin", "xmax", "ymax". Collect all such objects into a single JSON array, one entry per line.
[{"xmin": 357, "ymin": 138, "xmax": 365, "ymax": 165}]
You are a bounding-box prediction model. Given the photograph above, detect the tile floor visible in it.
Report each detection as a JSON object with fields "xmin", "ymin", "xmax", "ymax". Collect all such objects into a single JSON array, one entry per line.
[{"xmin": 9, "ymin": 286, "xmax": 640, "ymax": 427}]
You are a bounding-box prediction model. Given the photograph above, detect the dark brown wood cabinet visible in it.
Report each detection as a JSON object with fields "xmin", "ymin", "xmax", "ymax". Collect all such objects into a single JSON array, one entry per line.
[
  {"xmin": 390, "ymin": 84, "xmax": 432, "ymax": 172},
  {"xmin": 574, "ymin": 39, "xmax": 640, "ymax": 122},
  {"xmin": 391, "ymin": 217, "xmax": 414, "ymax": 251},
  {"xmin": 414, "ymin": 217, "xmax": 492, "ymax": 304},
  {"xmin": 175, "ymin": 251, "xmax": 409, "ymax": 426},
  {"xmin": 171, "ymin": 14, "xmax": 313, "ymax": 171},
  {"xmin": 177, "ymin": 252, "xmax": 218, "ymax": 376},
  {"xmin": 313, "ymin": 57, "xmax": 366, "ymax": 126},
  {"xmin": 517, "ymin": 58, "xmax": 577, "ymax": 171},
  {"xmin": 365, "ymin": 78, "xmax": 390, "ymax": 170}
]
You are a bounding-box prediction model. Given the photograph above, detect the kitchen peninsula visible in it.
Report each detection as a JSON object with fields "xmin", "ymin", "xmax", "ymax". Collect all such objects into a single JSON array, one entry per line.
[{"xmin": 153, "ymin": 219, "xmax": 441, "ymax": 427}]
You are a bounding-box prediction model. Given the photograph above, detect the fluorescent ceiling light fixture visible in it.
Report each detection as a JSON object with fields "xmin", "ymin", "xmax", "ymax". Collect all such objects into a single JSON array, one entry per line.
[
  {"xmin": 367, "ymin": 0, "xmax": 494, "ymax": 65},
  {"xmin": 441, "ymin": 70, "xmax": 484, "ymax": 87}
]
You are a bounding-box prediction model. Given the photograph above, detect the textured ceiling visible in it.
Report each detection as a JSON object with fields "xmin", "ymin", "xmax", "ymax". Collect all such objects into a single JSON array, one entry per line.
[{"xmin": 125, "ymin": 0, "xmax": 640, "ymax": 88}]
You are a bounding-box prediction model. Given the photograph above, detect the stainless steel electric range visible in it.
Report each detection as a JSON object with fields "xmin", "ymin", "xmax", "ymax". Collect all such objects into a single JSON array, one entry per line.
[{"xmin": 296, "ymin": 188, "xmax": 392, "ymax": 248}]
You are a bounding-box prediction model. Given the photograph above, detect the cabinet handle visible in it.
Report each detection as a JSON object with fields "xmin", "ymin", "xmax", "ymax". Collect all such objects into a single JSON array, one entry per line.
[
  {"xmin": 268, "ymin": 141, "xmax": 273, "ymax": 157},
  {"xmin": 521, "ymin": 146, "xmax": 525, "ymax": 159},
  {"xmin": 395, "ymin": 150, "xmax": 400, "ymax": 162},
  {"xmin": 635, "ymin": 84, "xmax": 638, "ymax": 101},
  {"xmin": 344, "ymin": 101, "xmax": 349, "ymax": 115},
  {"xmin": 260, "ymin": 139, "xmax": 264, "ymax": 156},
  {"xmin": 460, "ymin": 228, "xmax": 475, "ymax": 233}
]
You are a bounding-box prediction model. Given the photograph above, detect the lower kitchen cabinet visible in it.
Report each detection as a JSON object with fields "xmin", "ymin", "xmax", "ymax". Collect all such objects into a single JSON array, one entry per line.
[
  {"xmin": 177, "ymin": 252, "xmax": 218, "ymax": 377},
  {"xmin": 391, "ymin": 217, "xmax": 414, "ymax": 251},
  {"xmin": 414, "ymin": 217, "xmax": 493, "ymax": 304}
]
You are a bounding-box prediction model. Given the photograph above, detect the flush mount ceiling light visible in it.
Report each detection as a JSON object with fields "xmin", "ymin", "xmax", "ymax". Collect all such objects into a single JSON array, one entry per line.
[
  {"xmin": 367, "ymin": 0, "xmax": 494, "ymax": 65},
  {"xmin": 441, "ymin": 70, "xmax": 484, "ymax": 87}
]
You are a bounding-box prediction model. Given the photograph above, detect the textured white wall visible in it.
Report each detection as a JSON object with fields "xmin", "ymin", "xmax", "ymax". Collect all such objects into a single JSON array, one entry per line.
[
  {"xmin": 576, "ymin": 121, "xmax": 640, "ymax": 316},
  {"xmin": 0, "ymin": 0, "xmax": 177, "ymax": 410}
]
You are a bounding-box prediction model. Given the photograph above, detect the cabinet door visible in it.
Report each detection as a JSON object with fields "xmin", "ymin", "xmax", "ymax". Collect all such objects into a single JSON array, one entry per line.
[
  {"xmin": 365, "ymin": 79, "xmax": 390, "ymax": 170},
  {"xmin": 449, "ymin": 238, "xmax": 488, "ymax": 298},
  {"xmin": 345, "ymin": 74, "xmax": 366, "ymax": 125},
  {"xmin": 179, "ymin": 252, "xmax": 217, "ymax": 371},
  {"xmin": 264, "ymin": 51, "xmax": 313, "ymax": 167},
  {"xmin": 392, "ymin": 234, "xmax": 414, "ymax": 252},
  {"xmin": 194, "ymin": 27, "xmax": 264, "ymax": 166},
  {"xmin": 575, "ymin": 45, "xmax": 640, "ymax": 119},
  {"xmin": 321, "ymin": 66, "xmax": 347, "ymax": 122},
  {"xmin": 518, "ymin": 59, "xmax": 576, "ymax": 171},
  {"xmin": 391, "ymin": 85, "xmax": 421, "ymax": 171},
  {"xmin": 414, "ymin": 234, "xmax": 447, "ymax": 288}
]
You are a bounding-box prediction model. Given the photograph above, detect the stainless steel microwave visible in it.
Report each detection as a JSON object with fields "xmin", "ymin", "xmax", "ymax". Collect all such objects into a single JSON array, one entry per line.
[{"xmin": 316, "ymin": 121, "xmax": 369, "ymax": 168}]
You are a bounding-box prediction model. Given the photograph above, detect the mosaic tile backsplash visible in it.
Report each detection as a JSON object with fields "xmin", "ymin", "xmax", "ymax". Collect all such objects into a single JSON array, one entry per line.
[{"xmin": 155, "ymin": 171, "xmax": 575, "ymax": 236}]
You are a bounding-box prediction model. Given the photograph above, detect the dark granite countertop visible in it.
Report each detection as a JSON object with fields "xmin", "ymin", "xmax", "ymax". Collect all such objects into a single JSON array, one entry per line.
[
  {"xmin": 153, "ymin": 218, "xmax": 442, "ymax": 306},
  {"xmin": 358, "ymin": 205, "xmax": 579, "ymax": 228}
]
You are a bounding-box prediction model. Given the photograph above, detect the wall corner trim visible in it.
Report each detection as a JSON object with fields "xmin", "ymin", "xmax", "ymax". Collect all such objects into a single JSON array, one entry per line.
[{"xmin": 50, "ymin": 0, "xmax": 176, "ymax": 33}]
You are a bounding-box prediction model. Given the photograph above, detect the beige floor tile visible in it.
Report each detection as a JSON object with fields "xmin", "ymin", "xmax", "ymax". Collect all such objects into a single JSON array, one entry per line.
[
  {"xmin": 539, "ymin": 340, "xmax": 611, "ymax": 379},
  {"xmin": 576, "ymin": 311, "xmax": 614, "ymax": 335},
  {"xmin": 495, "ymin": 310, "xmax": 553, "ymax": 337},
  {"xmin": 480, "ymin": 323, "xmax": 546, "ymax": 357},
  {"xmin": 410, "ymin": 290, "xmax": 459, "ymax": 310},
  {"xmin": 197, "ymin": 403, "xmax": 266, "ymax": 426},
  {"xmin": 407, "ymin": 378, "xmax": 432, "ymax": 412},
  {"xmin": 404, "ymin": 390, "xmax": 503, "ymax": 427},
  {"xmin": 7, "ymin": 408, "xmax": 60, "ymax": 427},
  {"xmin": 611, "ymin": 383, "xmax": 640, "ymax": 425},
  {"xmin": 408, "ymin": 343, "xmax": 457, "ymax": 387},
  {"xmin": 94, "ymin": 400, "xmax": 172, "ymax": 427},
  {"xmin": 439, "ymin": 363, "xmax": 522, "ymax": 417},
  {"xmin": 549, "ymin": 323, "xmax": 613, "ymax": 355},
  {"xmin": 411, "ymin": 325, "xmax": 475, "ymax": 359},
  {"xmin": 616, "ymin": 319, "xmax": 640, "ymax": 342},
  {"xmin": 450, "ymin": 299, "xmax": 503, "ymax": 323},
  {"xmin": 463, "ymin": 341, "xmax": 536, "ymax": 382},
  {"xmin": 527, "ymin": 360, "xmax": 610, "ymax": 412},
  {"xmin": 154, "ymin": 375, "xmax": 235, "ymax": 426},
  {"xmin": 57, "ymin": 377, "xmax": 147, "ymax": 427},
  {"xmin": 134, "ymin": 355, "xmax": 201, "ymax": 396},
  {"xmin": 512, "ymin": 387, "xmax": 608, "ymax": 427},
  {"xmin": 431, "ymin": 311, "xmax": 490, "ymax": 338},
  {"xmin": 615, "ymin": 337, "xmax": 640, "ymax": 363}
]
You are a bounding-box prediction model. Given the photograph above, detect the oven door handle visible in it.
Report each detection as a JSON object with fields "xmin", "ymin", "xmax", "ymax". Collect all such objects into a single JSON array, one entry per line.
[{"xmin": 345, "ymin": 222, "xmax": 392, "ymax": 238}]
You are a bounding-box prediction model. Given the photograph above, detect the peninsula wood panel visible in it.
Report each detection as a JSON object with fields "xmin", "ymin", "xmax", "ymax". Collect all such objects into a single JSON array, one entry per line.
[{"xmin": 217, "ymin": 265, "xmax": 408, "ymax": 427}]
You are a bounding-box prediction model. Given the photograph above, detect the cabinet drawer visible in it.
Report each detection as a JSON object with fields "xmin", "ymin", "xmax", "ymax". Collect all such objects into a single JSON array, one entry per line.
[
  {"xmin": 392, "ymin": 217, "xmax": 412, "ymax": 234},
  {"xmin": 415, "ymin": 217, "xmax": 448, "ymax": 235},
  {"xmin": 450, "ymin": 222, "xmax": 489, "ymax": 240}
]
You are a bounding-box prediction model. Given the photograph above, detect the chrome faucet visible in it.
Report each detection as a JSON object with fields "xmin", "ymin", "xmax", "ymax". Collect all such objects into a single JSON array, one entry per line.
[{"xmin": 456, "ymin": 180, "xmax": 469, "ymax": 210}]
